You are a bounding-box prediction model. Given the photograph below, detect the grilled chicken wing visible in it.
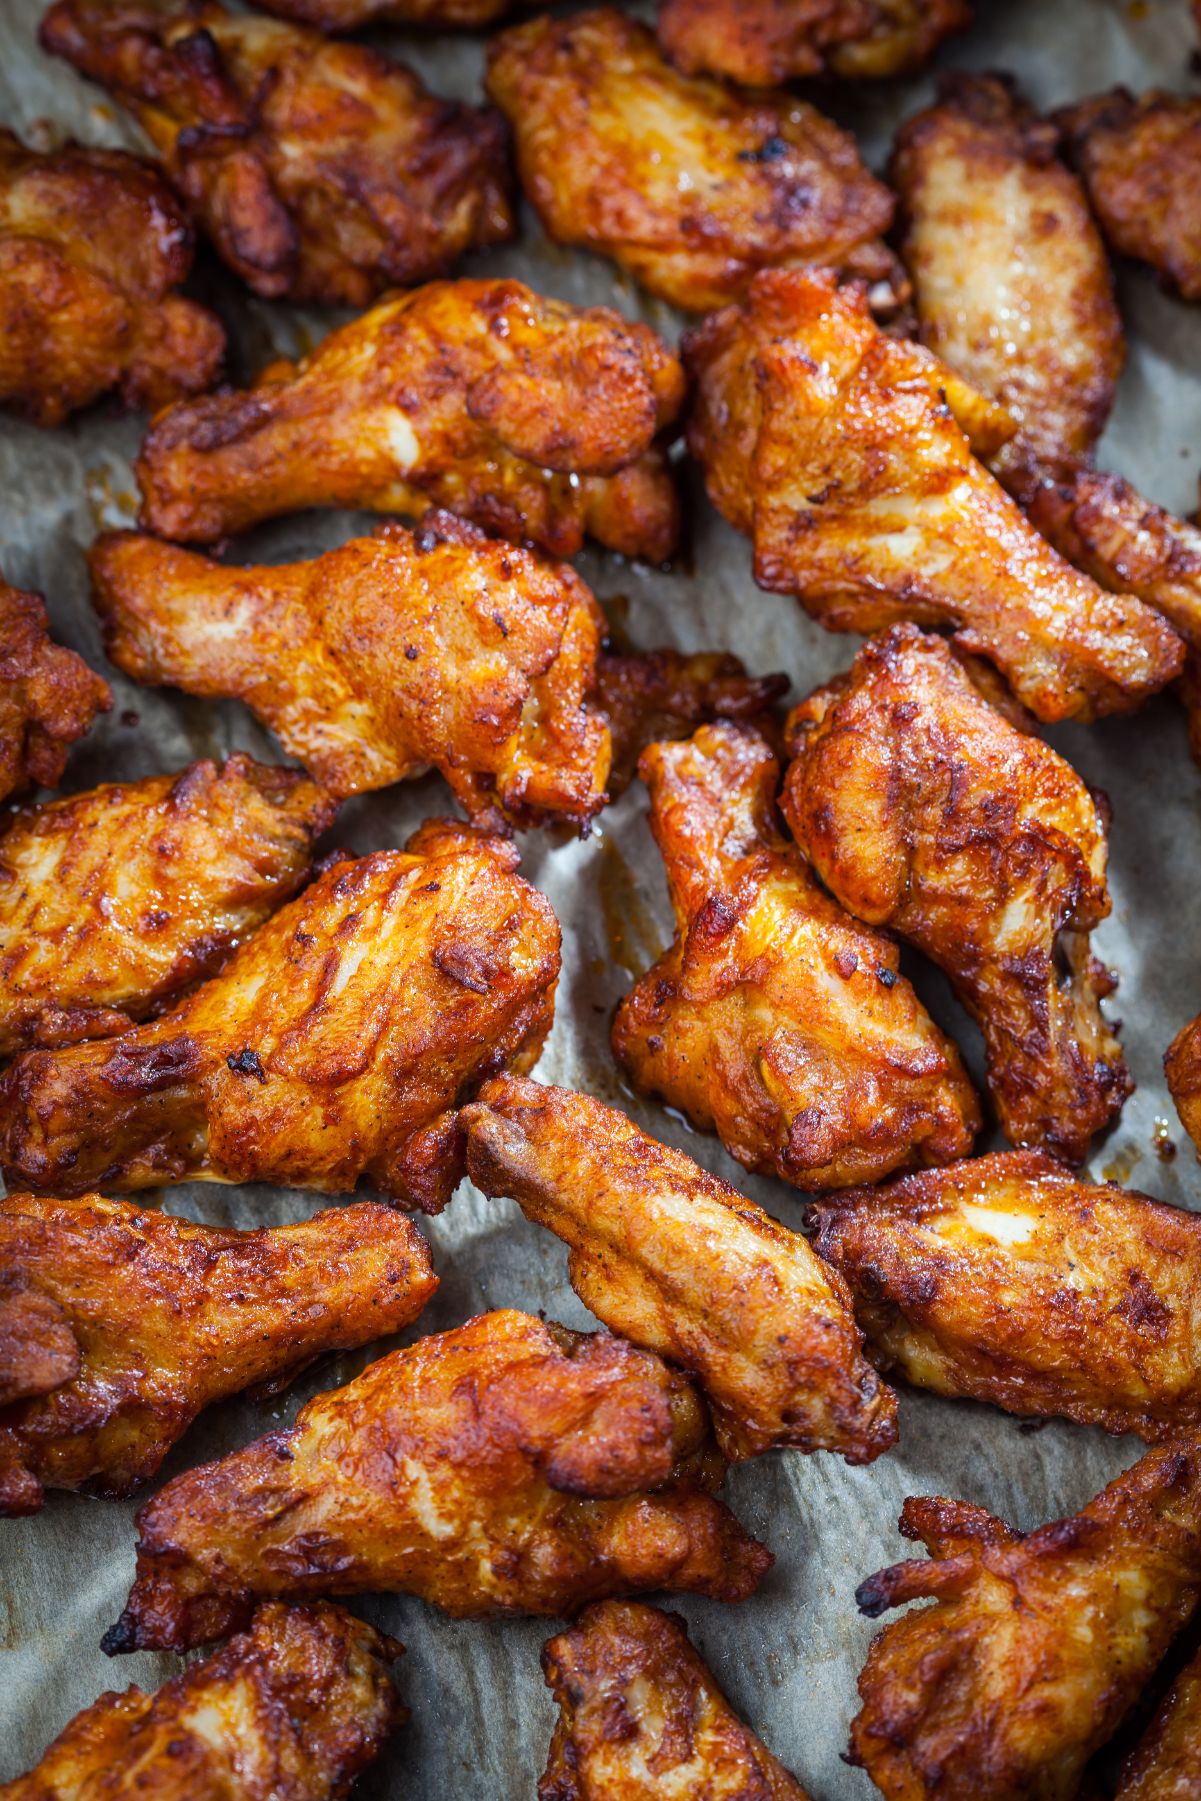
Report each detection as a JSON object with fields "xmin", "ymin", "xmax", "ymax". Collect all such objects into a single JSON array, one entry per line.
[
  {"xmin": 102, "ymin": 1309, "xmax": 771, "ymax": 1652},
  {"xmin": 683, "ymin": 268, "xmax": 1183, "ymax": 722},
  {"xmin": 0, "ymin": 822, "xmax": 559, "ymax": 1210},
  {"xmin": 851, "ymin": 1440, "xmax": 1201, "ymax": 1800},
  {"xmin": 0, "ymin": 1192, "xmax": 436, "ymax": 1516},
  {"xmin": 40, "ymin": 0, "xmax": 513, "ymax": 308},
  {"xmin": 782, "ymin": 626, "xmax": 1128, "ymax": 1160},
  {"xmin": 596, "ymin": 647, "xmax": 787, "ymax": 796},
  {"xmin": 134, "ymin": 278, "xmax": 683, "ymax": 559},
  {"xmin": 1118, "ymin": 1643, "xmax": 1201, "ymax": 1800},
  {"xmin": 0, "ymin": 576, "xmax": 111, "ymax": 805},
  {"xmin": 0, "ymin": 756, "xmax": 332, "ymax": 1057},
  {"xmin": 0, "ymin": 1601, "xmax": 402, "ymax": 1801},
  {"xmin": 540, "ymin": 1600, "xmax": 811, "ymax": 1801},
  {"xmin": 461, "ymin": 1074, "xmax": 898, "ymax": 1464},
  {"xmin": 657, "ymin": 0, "xmax": 970, "ymax": 87},
  {"xmin": 486, "ymin": 9, "xmax": 904, "ymax": 316},
  {"xmin": 0, "ymin": 129, "xmax": 223, "ymax": 428},
  {"xmin": 611, "ymin": 722, "xmax": 979, "ymax": 1191}
]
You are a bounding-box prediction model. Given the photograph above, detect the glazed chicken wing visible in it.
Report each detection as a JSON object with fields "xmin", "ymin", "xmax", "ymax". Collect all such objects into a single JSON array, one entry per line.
[
  {"xmin": 102, "ymin": 1309, "xmax": 771, "ymax": 1652},
  {"xmin": 0, "ymin": 129, "xmax": 223, "ymax": 428},
  {"xmin": 540, "ymin": 1600, "xmax": 811, "ymax": 1800},
  {"xmin": 461, "ymin": 1074, "xmax": 898, "ymax": 1463},
  {"xmin": 0, "ymin": 1601, "xmax": 402, "ymax": 1801},
  {"xmin": 1118, "ymin": 1643, "xmax": 1201, "ymax": 1800},
  {"xmin": 596, "ymin": 647, "xmax": 787, "ymax": 796},
  {"xmin": 0, "ymin": 756, "xmax": 332, "ymax": 1057},
  {"xmin": 683, "ymin": 269, "xmax": 1183, "ymax": 723},
  {"xmin": 0, "ymin": 822, "xmax": 559, "ymax": 1210},
  {"xmin": 0, "ymin": 577, "xmax": 111, "ymax": 805},
  {"xmin": 611, "ymin": 722, "xmax": 979, "ymax": 1191},
  {"xmin": 40, "ymin": 0, "xmax": 513, "ymax": 308},
  {"xmin": 486, "ymin": 9, "xmax": 904, "ymax": 316},
  {"xmin": 0, "ymin": 1191, "xmax": 436, "ymax": 1516},
  {"xmin": 851, "ymin": 1440, "xmax": 1201, "ymax": 1800},
  {"xmin": 657, "ymin": 0, "xmax": 970, "ymax": 87},
  {"xmin": 134, "ymin": 278, "xmax": 684, "ymax": 559},
  {"xmin": 782, "ymin": 626, "xmax": 1129, "ymax": 1160}
]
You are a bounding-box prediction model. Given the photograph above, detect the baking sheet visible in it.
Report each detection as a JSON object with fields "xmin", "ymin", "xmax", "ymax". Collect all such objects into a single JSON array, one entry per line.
[{"xmin": 3, "ymin": 0, "xmax": 1201, "ymax": 1791}]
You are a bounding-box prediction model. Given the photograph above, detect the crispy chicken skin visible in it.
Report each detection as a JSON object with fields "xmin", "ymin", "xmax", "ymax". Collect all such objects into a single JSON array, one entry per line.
[
  {"xmin": 0, "ymin": 129, "xmax": 223, "ymax": 428},
  {"xmin": 0, "ymin": 823, "xmax": 560, "ymax": 1210},
  {"xmin": 850, "ymin": 1440, "xmax": 1201, "ymax": 1800},
  {"xmin": 461, "ymin": 1074, "xmax": 898, "ymax": 1464},
  {"xmin": 539, "ymin": 1600, "xmax": 811, "ymax": 1800},
  {"xmin": 891, "ymin": 74, "xmax": 1124, "ymax": 500},
  {"xmin": 102, "ymin": 1310, "xmax": 771, "ymax": 1652},
  {"xmin": 134, "ymin": 278, "xmax": 684, "ymax": 559},
  {"xmin": 683, "ymin": 268, "xmax": 1183, "ymax": 723},
  {"xmin": 1118, "ymin": 1644, "xmax": 1201, "ymax": 1800},
  {"xmin": 91, "ymin": 517, "xmax": 610, "ymax": 831},
  {"xmin": 251, "ymin": 0, "xmax": 527, "ymax": 31},
  {"xmin": 657, "ymin": 0, "xmax": 970, "ymax": 87},
  {"xmin": 0, "ymin": 1601, "xmax": 402, "ymax": 1801},
  {"xmin": 782, "ymin": 627, "xmax": 1129, "ymax": 1161},
  {"xmin": 810, "ymin": 1150, "xmax": 1201, "ymax": 1442},
  {"xmin": 0, "ymin": 757, "xmax": 332, "ymax": 1057},
  {"xmin": 611, "ymin": 723, "xmax": 980, "ymax": 1191},
  {"xmin": 486, "ymin": 10, "xmax": 904, "ymax": 316},
  {"xmin": 0, "ymin": 578, "xmax": 111, "ymax": 806},
  {"xmin": 596, "ymin": 648, "xmax": 787, "ymax": 796},
  {"xmin": 40, "ymin": 0, "xmax": 513, "ymax": 309},
  {"xmin": 0, "ymin": 1192, "xmax": 437, "ymax": 1516},
  {"xmin": 1166, "ymin": 1016, "xmax": 1201, "ymax": 1161}
]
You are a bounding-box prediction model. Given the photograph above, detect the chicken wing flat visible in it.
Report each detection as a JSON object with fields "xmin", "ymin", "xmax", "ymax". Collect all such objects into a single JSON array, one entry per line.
[
  {"xmin": 596, "ymin": 647, "xmax": 787, "ymax": 796},
  {"xmin": 782, "ymin": 626, "xmax": 1129, "ymax": 1161},
  {"xmin": 461, "ymin": 1074, "xmax": 898, "ymax": 1464},
  {"xmin": 890, "ymin": 74, "xmax": 1124, "ymax": 500},
  {"xmin": 0, "ymin": 822, "xmax": 559, "ymax": 1210},
  {"xmin": 0, "ymin": 1601, "xmax": 402, "ymax": 1801},
  {"xmin": 486, "ymin": 9, "xmax": 904, "ymax": 316},
  {"xmin": 40, "ymin": 0, "xmax": 512, "ymax": 310},
  {"xmin": 102, "ymin": 1309, "xmax": 771, "ymax": 1653},
  {"xmin": 657, "ymin": 0, "xmax": 970, "ymax": 86},
  {"xmin": 611, "ymin": 722, "xmax": 980, "ymax": 1191},
  {"xmin": 682, "ymin": 268, "xmax": 1184, "ymax": 723},
  {"xmin": 0, "ymin": 129, "xmax": 223, "ymax": 429},
  {"xmin": 0, "ymin": 576, "xmax": 111, "ymax": 806},
  {"xmin": 1118, "ymin": 1643, "xmax": 1201, "ymax": 1800},
  {"xmin": 0, "ymin": 1191, "xmax": 436, "ymax": 1516},
  {"xmin": 134, "ymin": 278, "xmax": 684, "ymax": 559},
  {"xmin": 0, "ymin": 756, "xmax": 332, "ymax": 1057},
  {"xmin": 850, "ymin": 1440, "xmax": 1201, "ymax": 1800},
  {"xmin": 540, "ymin": 1600, "xmax": 811, "ymax": 1801}
]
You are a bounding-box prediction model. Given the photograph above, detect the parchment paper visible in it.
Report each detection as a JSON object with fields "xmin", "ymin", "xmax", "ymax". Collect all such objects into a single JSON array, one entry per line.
[{"xmin": 3, "ymin": 0, "xmax": 1201, "ymax": 1791}]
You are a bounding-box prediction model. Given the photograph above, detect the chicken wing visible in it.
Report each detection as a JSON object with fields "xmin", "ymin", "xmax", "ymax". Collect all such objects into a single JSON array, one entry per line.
[
  {"xmin": 657, "ymin": 0, "xmax": 970, "ymax": 87},
  {"xmin": 252, "ymin": 0, "xmax": 526, "ymax": 30},
  {"xmin": 0, "ymin": 756, "xmax": 332, "ymax": 1057},
  {"xmin": 1118, "ymin": 1643, "xmax": 1201, "ymax": 1800},
  {"xmin": 0, "ymin": 821, "xmax": 560, "ymax": 1210},
  {"xmin": 0, "ymin": 1191, "xmax": 437, "ymax": 1516},
  {"xmin": 102, "ymin": 1309, "xmax": 771, "ymax": 1652},
  {"xmin": 540, "ymin": 1600, "xmax": 811, "ymax": 1801},
  {"xmin": 0, "ymin": 1601, "xmax": 402, "ymax": 1801},
  {"xmin": 0, "ymin": 576, "xmax": 111, "ymax": 805},
  {"xmin": 0, "ymin": 128, "xmax": 223, "ymax": 429},
  {"xmin": 596, "ymin": 647, "xmax": 787, "ymax": 796},
  {"xmin": 134, "ymin": 278, "xmax": 684, "ymax": 559},
  {"xmin": 1166, "ymin": 1015, "xmax": 1201, "ymax": 1161},
  {"xmin": 486, "ymin": 9, "xmax": 904, "ymax": 316},
  {"xmin": 40, "ymin": 0, "xmax": 513, "ymax": 309},
  {"xmin": 682, "ymin": 268, "xmax": 1183, "ymax": 723},
  {"xmin": 461, "ymin": 1074, "xmax": 898, "ymax": 1463},
  {"xmin": 851, "ymin": 1440, "xmax": 1201, "ymax": 1800},
  {"xmin": 782, "ymin": 626, "xmax": 1129, "ymax": 1160},
  {"xmin": 611, "ymin": 722, "xmax": 980, "ymax": 1191}
]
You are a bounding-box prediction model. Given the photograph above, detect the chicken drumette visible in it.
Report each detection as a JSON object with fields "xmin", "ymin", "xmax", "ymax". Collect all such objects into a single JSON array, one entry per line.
[
  {"xmin": 657, "ymin": 0, "xmax": 970, "ymax": 88},
  {"xmin": 0, "ymin": 575, "xmax": 111, "ymax": 805}
]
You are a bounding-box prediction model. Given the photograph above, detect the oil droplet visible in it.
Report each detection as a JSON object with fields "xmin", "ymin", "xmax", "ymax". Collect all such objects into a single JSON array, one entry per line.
[
  {"xmin": 1100, "ymin": 1141, "xmax": 1140, "ymax": 1185},
  {"xmin": 1152, "ymin": 1117, "xmax": 1178, "ymax": 1163}
]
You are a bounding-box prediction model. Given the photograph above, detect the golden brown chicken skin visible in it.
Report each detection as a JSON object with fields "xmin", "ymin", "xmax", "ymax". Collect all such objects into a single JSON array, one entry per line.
[
  {"xmin": 1118, "ymin": 1643, "xmax": 1201, "ymax": 1800},
  {"xmin": 462, "ymin": 1074, "xmax": 898, "ymax": 1464},
  {"xmin": 540, "ymin": 1600, "xmax": 811, "ymax": 1801},
  {"xmin": 783, "ymin": 626, "xmax": 1129, "ymax": 1161},
  {"xmin": 0, "ymin": 129, "xmax": 223, "ymax": 429},
  {"xmin": 486, "ymin": 9, "xmax": 904, "ymax": 316},
  {"xmin": 102, "ymin": 1309, "xmax": 771, "ymax": 1653},
  {"xmin": 683, "ymin": 268, "xmax": 1184, "ymax": 723},
  {"xmin": 0, "ymin": 822, "xmax": 560, "ymax": 1211},
  {"xmin": 851, "ymin": 1439, "xmax": 1201, "ymax": 1801},
  {"xmin": 0, "ymin": 577, "xmax": 111, "ymax": 805},
  {"xmin": 0, "ymin": 1601, "xmax": 402, "ymax": 1801},
  {"xmin": 596, "ymin": 647, "xmax": 787, "ymax": 796},
  {"xmin": 0, "ymin": 757, "xmax": 332, "ymax": 1057},
  {"xmin": 0, "ymin": 1191, "xmax": 437, "ymax": 1517},
  {"xmin": 253, "ymin": 0, "xmax": 527, "ymax": 30},
  {"xmin": 612, "ymin": 723, "xmax": 980, "ymax": 1192},
  {"xmin": 657, "ymin": 0, "xmax": 970, "ymax": 87},
  {"xmin": 40, "ymin": 0, "xmax": 513, "ymax": 309},
  {"xmin": 135, "ymin": 278, "xmax": 684, "ymax": 560},
  {"xmin": 1166, "ymin": 1016, "xmax": 1201, "ymax": 1162}
]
